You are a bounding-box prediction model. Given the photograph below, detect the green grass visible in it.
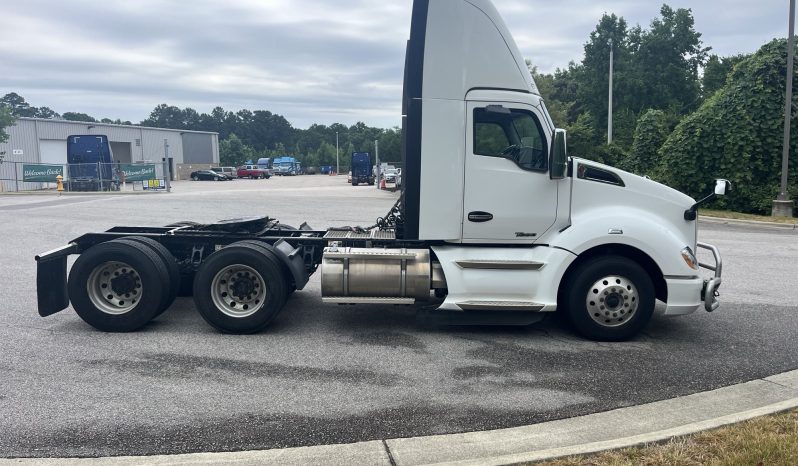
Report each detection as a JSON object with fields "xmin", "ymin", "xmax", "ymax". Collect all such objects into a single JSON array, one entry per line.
[
  {"xmin": 532, "ymin": 409, "xmax": 798, "ymax": 466},
  {"xmin": 700, "ymin": 209, "xmax": 797, "ymax": 225}
]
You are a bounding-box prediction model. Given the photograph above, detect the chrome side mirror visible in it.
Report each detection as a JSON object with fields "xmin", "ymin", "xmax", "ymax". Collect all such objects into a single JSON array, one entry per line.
[
  {"xmin": 714, "ymin": 179, "xmax": 731, "ymax": 196},
  {"xmin": 685, "ymin": 179, "xmax": 732, "ymax": 221}
]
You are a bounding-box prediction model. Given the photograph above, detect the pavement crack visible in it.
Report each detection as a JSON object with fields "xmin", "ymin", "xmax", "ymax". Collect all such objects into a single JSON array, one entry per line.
[
  {"xmin": 382, "ymin": 439, "xmax": 398, "ymax": 466},
  {"xmin": 763, "ymin": 378, "xmax": 798, "ymax": 392}
]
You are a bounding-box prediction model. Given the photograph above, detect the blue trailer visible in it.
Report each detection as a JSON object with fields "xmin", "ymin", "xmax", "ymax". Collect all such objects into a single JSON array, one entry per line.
[
  {"xmin": 350, "ymin": 152, "xmax": 374, "ymax": 186},
  {"xmin": 67, "ymin": 135, "xmax": 119, "ymax": 191}
]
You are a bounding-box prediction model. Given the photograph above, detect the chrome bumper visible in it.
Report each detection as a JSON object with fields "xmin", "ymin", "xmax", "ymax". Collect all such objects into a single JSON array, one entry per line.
[{"xmin": 697, "ymin": 242, "xmax": 722, "ymax": 312}]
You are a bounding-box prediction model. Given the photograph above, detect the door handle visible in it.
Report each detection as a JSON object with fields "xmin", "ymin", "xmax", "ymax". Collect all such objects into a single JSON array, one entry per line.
[{"xmin": 468, "ymin": 211, "xmax": 493, "ymax": 222}]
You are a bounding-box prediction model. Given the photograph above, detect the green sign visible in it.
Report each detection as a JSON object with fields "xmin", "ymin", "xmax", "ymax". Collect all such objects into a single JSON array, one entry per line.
[
  {"xmin": 119, "ymin": 164, "xmax": 156, "ymax": 181},
  {"xmin": 23, "ymin": 164, "xmax": 64, "ymax": 182}
]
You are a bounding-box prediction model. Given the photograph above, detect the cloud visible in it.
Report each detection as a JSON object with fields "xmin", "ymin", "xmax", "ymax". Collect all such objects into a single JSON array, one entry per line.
[{"xmin": 0, "ymin": 0, "xmax": 790, "ymax": 129}]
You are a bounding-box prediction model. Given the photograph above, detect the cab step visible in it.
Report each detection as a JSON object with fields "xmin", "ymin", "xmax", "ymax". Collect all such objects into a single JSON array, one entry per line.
[
  {"xmin": 455, "ymin": 300, "xmax": 544, "ymax": 311},
  {"xmin": 322, "ymin": 297, "xmax": 416, "ymax": 305}
]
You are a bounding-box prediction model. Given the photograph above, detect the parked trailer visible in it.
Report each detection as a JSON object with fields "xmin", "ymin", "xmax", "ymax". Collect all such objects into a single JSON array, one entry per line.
[{"xmin": 35, "ymin": 0, "xmax": 724, "ymax": 341}]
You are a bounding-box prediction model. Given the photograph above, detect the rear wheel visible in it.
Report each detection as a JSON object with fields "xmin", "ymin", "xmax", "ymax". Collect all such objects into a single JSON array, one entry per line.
[
  {"xmin": 67, "ymin": 240, "xmax": 167, "ymax": 332},
  {"xmin": 562, "ymin": 256, "xmax": 655, "ymax": 341},
  {"xmin": 193, "ymin": 242, "xmax": 288, "ymax": 333},
  {"xmin": 192, "ymin": 176, "xmax": 199, "ymax": 181},
  {"xmin": 123, "ymin": 237, "xmax": 180, "ymax": 315},
  {"xmin": 235, "ymin": 240, "xmax": 296, "ymax": 295}
]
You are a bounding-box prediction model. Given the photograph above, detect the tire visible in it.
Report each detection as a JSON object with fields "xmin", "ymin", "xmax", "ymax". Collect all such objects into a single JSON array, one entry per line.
[
  {"xmin": 192, "ymin": 242, "xmax": 288, "ymax": 334},
  {"xmin": 67, "ymin": 240, "xmax": 167, "ymax": 332},
  {"xmin": 562, "ymin": 256, "xmax": 655, "ymax": 341},
  {"xmin": 259, "ymin": 173, "xmax": 265, "ymax": 179},
  {"xmin": 123, "ymin": 236, "xmax": 180, "ymax": 315},
  {"xmin": 235, "ymin": 240, "xmax": 296, "ymax": 295},
  {"xmin": 352, "ymin": 181, "xmax": 358, "ymax": 186},
  {"xmin": 265, "ymin": 175, "xmax": 271, "ymax": 179},
  {"xmin": 215, "ymin": 177, "xmax": 220, "ymax": 181},
  {"xmin": 192, "ymin": 176, "xmax": 199, "ymax": 181}
]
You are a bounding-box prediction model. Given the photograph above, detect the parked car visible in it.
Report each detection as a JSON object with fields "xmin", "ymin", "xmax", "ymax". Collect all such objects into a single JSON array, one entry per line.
[
  {"xmin": 190, "ymin": 169, "xmax": 231, "ymax": 181},
  {"xmin": 211, "ymin": 167, "xmax": 238, "ymax": 178},
  {"xmin": 237, "ymin": 165, "xmax": 272, "ymax": 179},
  {"xmin": 382, "ymin": 168, "xmax": 399, "ymax": 184}
]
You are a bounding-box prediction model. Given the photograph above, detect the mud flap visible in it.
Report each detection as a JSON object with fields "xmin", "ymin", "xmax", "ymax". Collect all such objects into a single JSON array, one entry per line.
[
  {"xmin": 272, "ymin": 239, "xmax": 310, "ymax": 291},
  {"xmin": 37, "ymin": 255, "xmax": 70, "ymax": 317}
]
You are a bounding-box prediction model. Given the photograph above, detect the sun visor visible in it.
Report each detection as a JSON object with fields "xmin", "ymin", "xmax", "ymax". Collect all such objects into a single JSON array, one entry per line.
[{"xmin": 422, "ymin": 0, "xmax": 538, "ymax": 100}]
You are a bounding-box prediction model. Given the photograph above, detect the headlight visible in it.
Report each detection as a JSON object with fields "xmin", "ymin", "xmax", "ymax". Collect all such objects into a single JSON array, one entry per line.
[{"xmin": 681, "ymin": 246, "xmax": 698, "ymax": 270}]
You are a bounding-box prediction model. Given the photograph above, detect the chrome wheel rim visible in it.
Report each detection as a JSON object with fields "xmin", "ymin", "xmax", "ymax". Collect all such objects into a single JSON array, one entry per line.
[
  {"xmin": 87, "ymin": 261, "xmax": 142, "ymax": 315},
  {"xmin": 585, "ymin": 275, "xmax": 638, "ymax": 327},
  {"xmin": 210, "ymin": 264, "xmax": 266, "ymax": 318}
]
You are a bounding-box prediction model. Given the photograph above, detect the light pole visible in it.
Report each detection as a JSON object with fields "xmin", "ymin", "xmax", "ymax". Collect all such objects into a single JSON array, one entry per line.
[
  {"xmin": 335, "ymin": 131, "xmax": 339, "ymax": 175},
  {"xmin": 775, "ymin": 0, "xmax": 796, "ymax": 217},
  {"xmin": 607, "ymin": 38, "xmax": 614, "ymax": 145},
  {"xmin": 375, "ymin": 139, "xmax": 380, "ymax": 189}
]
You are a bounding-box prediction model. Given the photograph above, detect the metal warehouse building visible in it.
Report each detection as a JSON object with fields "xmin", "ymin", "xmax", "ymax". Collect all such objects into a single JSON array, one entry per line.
[{"xmin": 0, "ymin": 118, "xmax": 219, "ymax": 189}]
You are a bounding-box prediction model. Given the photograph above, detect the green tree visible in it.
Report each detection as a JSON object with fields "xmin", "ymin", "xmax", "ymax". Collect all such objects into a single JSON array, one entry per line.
[
  {"xmin": 629, "ymin": 109, "xmax": 669, "ymax": 174},
  {"xmin": 566, "ymin": 111, "xmax": 600, "ymax": 158},
  {"xmin": 141, "ymin": 104, "xmax": 185, "ymax": 128},
  {"xmin": 219, "ymin": 133, "xmax": 256, "ymax": 167},
  {"xmin": 656, "ymin": 39, "xmax": 798, "ymax": 214},
  {"xmin": 62, "ymin": 112, "xmax": 97, "ymax": 122},
  {"xmin": 631, "ymin": 5, "xmax": 710, "ymax": 114},
  {"xmin": 576, "ymin": 13, "xmax": 634, "ymax": 144},
  {"xmin": 1, "ymin": 93, "xmax": 37, "ymax": 117},
  {"xmin": 0, "ymin": 104, "xmax": 15, "ymax": 144},
  {"xmin": 702, "ymin": 53, "xmax": 749, "ymax": 99}
]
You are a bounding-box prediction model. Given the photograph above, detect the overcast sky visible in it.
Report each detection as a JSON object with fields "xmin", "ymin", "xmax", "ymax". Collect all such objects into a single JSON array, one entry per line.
[{"xmin": 0, "ymin": 0, "xmax": 791, "ymax": 129}]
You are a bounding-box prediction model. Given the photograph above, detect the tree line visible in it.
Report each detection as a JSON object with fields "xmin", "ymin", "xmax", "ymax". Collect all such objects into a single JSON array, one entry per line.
[
  {"xmin": 530, "ymin": 4, "xmax": 795, "ymax": 214},
  {"xmin": 0, "ymin": 93, "xmax": 402, "ymax": 171},
  {"xmin": 2, "ymin": 3, "xmax": 796, "ymax": 213}
]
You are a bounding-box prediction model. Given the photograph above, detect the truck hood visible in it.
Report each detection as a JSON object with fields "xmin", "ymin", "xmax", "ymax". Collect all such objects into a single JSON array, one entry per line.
[{"xmin": 571, "ymin": 158, "xmax": 698, "ymax": 247}]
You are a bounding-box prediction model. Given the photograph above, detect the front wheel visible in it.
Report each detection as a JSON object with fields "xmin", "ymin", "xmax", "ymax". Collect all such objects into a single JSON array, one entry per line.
[{"xmin": 562, "ymin": 256, "xmax": 655, "ymax": 341}]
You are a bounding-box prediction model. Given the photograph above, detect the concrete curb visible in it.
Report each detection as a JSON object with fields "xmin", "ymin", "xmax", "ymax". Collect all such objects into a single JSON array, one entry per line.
[
  {"xmin": 699, "ymin": 215, "xmax": 797, "ymax": 229},
  {"xmin": 3, "ymin": 369, "xmax": 797, "ymax": 465}
]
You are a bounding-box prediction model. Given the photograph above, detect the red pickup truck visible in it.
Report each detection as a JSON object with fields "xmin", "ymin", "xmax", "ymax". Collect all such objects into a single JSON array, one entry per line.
[{"xmin": 237, "ymin": 165, "xmax": 272, "ymax": 179}]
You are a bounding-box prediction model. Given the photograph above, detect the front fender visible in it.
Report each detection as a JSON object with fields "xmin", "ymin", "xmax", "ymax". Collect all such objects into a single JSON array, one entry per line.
[{"xmin": 550, "ymin": 208, "xmax": 697, "ymax": 277}]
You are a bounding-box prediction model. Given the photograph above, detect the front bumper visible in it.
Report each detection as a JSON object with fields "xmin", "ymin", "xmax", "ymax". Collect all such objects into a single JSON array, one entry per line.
[
  {"xmin": 664, "ymin": 242, "xmax": 722, "ymax": 315},
  {"xmin": 697, "ymin": 242, "xmax": 722, "ymax": 312}
]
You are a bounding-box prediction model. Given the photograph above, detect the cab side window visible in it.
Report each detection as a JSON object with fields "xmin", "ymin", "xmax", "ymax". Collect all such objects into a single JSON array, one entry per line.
[{"xmin": 473, "ymin": 107, "xmax": 548, "ymax": 172}]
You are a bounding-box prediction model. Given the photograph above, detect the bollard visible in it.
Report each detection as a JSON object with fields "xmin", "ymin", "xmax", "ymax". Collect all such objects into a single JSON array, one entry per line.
[{"xmin": 56, "ymin": 175, "xmax": 64, "ymax": 195}]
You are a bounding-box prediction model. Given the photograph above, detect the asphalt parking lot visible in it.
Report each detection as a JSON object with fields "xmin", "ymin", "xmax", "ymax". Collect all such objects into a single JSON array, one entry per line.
[{"xmin": 1, "ymin": 175, "xmax": 797, "ymax": 458}]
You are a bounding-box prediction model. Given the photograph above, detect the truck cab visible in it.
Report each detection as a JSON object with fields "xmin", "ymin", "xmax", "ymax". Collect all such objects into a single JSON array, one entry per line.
[
  {"xmin": 351, "ymin": 152, "xmax": 374, "ymax": 186},
  {"xmin": 66, "ymin": 135, "xmax": 118, "ymax": 191}
]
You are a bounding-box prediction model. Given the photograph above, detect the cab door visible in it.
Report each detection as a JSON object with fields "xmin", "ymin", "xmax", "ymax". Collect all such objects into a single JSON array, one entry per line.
[{"xmin": 462, "ymin": 102, "xmax": 558, "ymax": 242}]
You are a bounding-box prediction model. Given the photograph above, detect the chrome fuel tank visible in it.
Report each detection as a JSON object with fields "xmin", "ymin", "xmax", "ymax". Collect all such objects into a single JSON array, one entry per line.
[{"xmin": 321, "ymin": 248, "xmax": 431, "ymax": 301}]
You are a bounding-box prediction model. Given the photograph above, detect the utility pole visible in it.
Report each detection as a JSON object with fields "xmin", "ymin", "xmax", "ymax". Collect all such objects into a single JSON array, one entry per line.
[
  {"xmin": 607, "ymin": 38, "xmax": 614, "ymax": 145},
  {"xmin": 163, "ymin": 139, "xmax": 172, "ymax": 193},
  {"xmin": 375, "ymin": 139, "xmax": 380, "ymax": 190},
  {"xmin": 775, "ymin": 0, "xmax": 796, "ymax": 217},
  {"xmin": 335, "ymin": 131, "xmax": 339, "ymax": 175}
]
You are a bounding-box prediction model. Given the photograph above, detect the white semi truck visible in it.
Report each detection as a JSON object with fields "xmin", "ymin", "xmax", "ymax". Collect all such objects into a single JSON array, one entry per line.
[{"xmin": 35, "ymin": 0, "xmax": 725, "ymax": 341}]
